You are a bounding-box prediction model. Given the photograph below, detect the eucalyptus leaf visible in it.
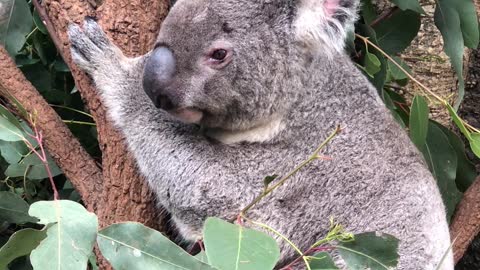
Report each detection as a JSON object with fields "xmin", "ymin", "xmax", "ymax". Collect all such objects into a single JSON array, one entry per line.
[
  {"xmin": 97, "ymin": 222, "xmax": 215, "ymax": 270},
  {"xmin": 388, "ymin": 56, "xmax": 412, "ymax": 81},
  {"xmin": 5, "ymin": 152, "xmax": 62, "ymax": 180},
  {"xmin": 446, "ymin": 103, "xmax": 480, "ymax": 158},
  {"xmin": 419, "ymin": 123, "xmax": 462, "ymax": 221},
  {"xmin": 89, "ymin": 252, "xmax": 99, "ymax": 270},
  {"xmin": 409, "ymin": 96, "xmax": 429, "ymax": 149},
  {"xmin": 309, "ymin": 252, "xmax": 339, "ymax": 270},
  {"xmin": 195, "ymin": 251, "xmax": 209, "ymax": 264},
  {"xmin": 338, "ymin": 232, "xmax": 399, "ymax": 270},
  {"xmin": 0, "ymin": 228, "xmax": 46, "ymax": 270},
  {"xmin": 29, "ymin": 200, "xmax": 98, "ymax": 270},
  {"xmin": 0, "ymin": 191, "xmax": 37, "ymax": 224},
  {"xmin": 364, "ymin": 52, "xmax": 381, "ymax": 76},
  {"xmin": 204, "ymin": 217, "xmax": 280, "ymax": 270},
  {"xmin": 2, "ymin": 0, "xmax": 33, "ymax": 56},
  {"xmin": 32, "ymin": 9, "xmax": 47, "ymax": 34},
  {"xmin": 360, "ymin": 0, "xmax": 376, "ymax": 25},
  {"xmin": 433, "ymin": 122, "xmax": 477, "ymax": 192},
  {"xmin": 373, "ymin": 10, "xmax": 421, "ymax": 55},
  {"xmin": 33, "ymin": 31, "xmax": 48, "ymax": 65},
  {"xmin": 0, "ymin": 116, "xmax": 24, "ymax": 142},
  {"xmin": 434, "ymin": 0, "xmax": 480, "ymax": 109},
  {"xmin": 0, "ymin": 104, "xmax": 23, "ymax": 131},
  {"xmin": 263, "ymin": 175, "xmax": 278, "ymax": 189},
  {"xmin": 389, "ymin": 0, "xmax": 424, "ymax": 14},
  {"xmin": 357, "ymin": 24, "xmax": 387, "ymax": 92},
  {"xmin": 471, "ymin": 133, "xmax": 480, "ymax": 158},
  {"xmin": 0, "ymin": 140, "xmax": 28, "ymax": 164}
]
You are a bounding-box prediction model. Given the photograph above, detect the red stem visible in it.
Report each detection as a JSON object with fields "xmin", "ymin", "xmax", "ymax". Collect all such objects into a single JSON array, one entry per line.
[{"xmin": 23, "ymin": 124, "xmax": 60, "ymax": 200}]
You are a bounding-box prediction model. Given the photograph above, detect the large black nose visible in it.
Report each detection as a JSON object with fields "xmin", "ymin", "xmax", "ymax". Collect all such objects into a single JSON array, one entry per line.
[{"xmin": 142, "ymin": 46, "xmax": 177, "ymax": 110}]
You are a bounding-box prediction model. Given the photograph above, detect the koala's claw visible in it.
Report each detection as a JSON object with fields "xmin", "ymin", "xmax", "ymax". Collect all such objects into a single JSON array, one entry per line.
[{"xmin": 67, "ymin": 19, "xmax": 119, "ymax": 74}]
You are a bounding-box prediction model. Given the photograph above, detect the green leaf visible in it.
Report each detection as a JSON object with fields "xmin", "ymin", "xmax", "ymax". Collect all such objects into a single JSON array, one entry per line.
[
  {"xmin": 263, "ymin": 175, "xmax": 278, "ymax": 189},
  {"xmin": 338, "ymin": 232, "xmax": 399, "ymax": 270},
  {"xmin": 89, "ymin": 252, "xmax": 99, "ymax": 270},
  {"xmin": 364, "ymin": 52, "xmax": 381, "ymax": 76},
  {"xmin": 33, "ymin": 32, "xmax": 48, "ymax": 65},
  {"xmin": 53, "ymin": 58, "xmax": 71, "ymax": 72},
  {"xmin": 471, "ymin": 133, "xmax": 480, "ymax": 158},
  {"xmin": 446, "ymin": 103, "xmax": 471, "ymax": 140},
  {"xmin": 33, "ymin": 9, "xmax": 48, "ymax": 34},
  {"xmin": 0, "ymin": 140, "xmax": 28, "ymax": 164},
  {"xmin": 419, "ymin": 123, "xmax": 462, "ymax": 221},
  {"xmin": 195, "ymin": 251, "xmax": 209, "ymax": 264},
  {"xmin": 204, "ymin": 217, "xmax": 280, "ymax": 270},
  {"xmin": 446, "ymin": 103, "xmax": 480, "ymax": 158},
  {"xmin": 5, "ymin": 152, "xmax": 62, "ymax": 180},
  {"xmin": 0, "ymin": 228, "xmax": 46, "ymax": 270},
  {"xmin": 388, "ymin": 56, "xmax": 412, "ymax": 81},
  {"xmin": 309, "ymin": 252, "xmax": 339, "ymax": 269},
  {"xmin": 390, "ymin": 0, "xmax": 424, "ymax": 14},
  {"xmin": 434, "ymin": 0, "xmax": 480, "ymax": 109},
  {"xmin": 0, "ymin": 191, "xmax": 37, "ymax": 224},
  {"xmin": 0, "ymin": 104, "xmax": 23, "ymax": 131},
  {"xmin": 29, "ymin": 200, "xmax": 98, "ymax": 270},
  {"xmin": 97, "ymin": 222, "xmax": 214, "ymax": 270},
  {"xmin": 373, "ymin": 10, "xmax": 421, "ymax": 55},
  {"xmin": 357, "ymin": 24, "xmax": 387, "ymax": 92},
  {"xmin": 360, "ymin": 0, "xmax": 377, "ymax": 25},
  {"xmin": 15, "ymin": 55, "xmax": 40, "ymax": 67},
  {"xmin": 409, "ymin": 96, "xmax": 429, "ymax": 149},
  {"xmin": 0, "ymin": 116, "xmax": 24, "ymax": 142},
  {"xmin": 433, "ymin": 122, "xmax": 477, "ymax": 192},
  {"xmin": 2, "ymin": 0, "xmax": 33, "ymax": 56}
]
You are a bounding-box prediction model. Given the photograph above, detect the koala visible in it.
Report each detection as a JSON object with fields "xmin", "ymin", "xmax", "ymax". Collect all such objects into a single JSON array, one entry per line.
[{"xmin": 68, "ymin": 0, "xmax": 454, "ymax": 269}]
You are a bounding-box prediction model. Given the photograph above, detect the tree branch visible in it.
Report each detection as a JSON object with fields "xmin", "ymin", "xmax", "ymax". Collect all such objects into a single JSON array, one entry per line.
[
  {"xmin": 0, "ymin": 46, "xmax": 102, "ymax": 209},
  {"xmin": 450, "ymin": 175, "xmax": 480, "ymax": 263}
]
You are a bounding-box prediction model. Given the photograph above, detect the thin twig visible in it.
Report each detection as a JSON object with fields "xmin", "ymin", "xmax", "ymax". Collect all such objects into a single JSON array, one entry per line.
[
  {"xmin": 31, "ymin": 0, "xmax": 66, "ymax": 61},
  {"xmin": 238, "ymin": 126, "xmax": 342, "ymax": 218},
  {"xmin": 356, "ymin": 34, "xmax": 480, "ymax": 135}
]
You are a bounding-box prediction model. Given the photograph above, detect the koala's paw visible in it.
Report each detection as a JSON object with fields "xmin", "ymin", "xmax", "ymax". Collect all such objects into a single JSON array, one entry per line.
[{"xmin": 68, "ymin": 18, "xmax": 122, "ymax": 75}]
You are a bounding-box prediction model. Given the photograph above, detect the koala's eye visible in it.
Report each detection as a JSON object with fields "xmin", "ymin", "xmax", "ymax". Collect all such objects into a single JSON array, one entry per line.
[
  {"xmin": 205, "ymin": 41, "xmax": 233, "ymax": 69},
  {"xmin": 210, "ymin": 49, "xmax": 228, "ymax": 61}
]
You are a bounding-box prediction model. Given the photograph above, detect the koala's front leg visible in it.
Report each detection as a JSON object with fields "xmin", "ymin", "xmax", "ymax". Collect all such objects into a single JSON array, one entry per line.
[{"xmin": 68, "ymin": 18, "xmax": 157, "ymax": 128}]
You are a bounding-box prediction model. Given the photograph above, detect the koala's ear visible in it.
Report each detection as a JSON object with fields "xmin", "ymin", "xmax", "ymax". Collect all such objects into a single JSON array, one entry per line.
[{"xmin": 293, "ymin": 0, "xmax": 359, "ymax": 54}]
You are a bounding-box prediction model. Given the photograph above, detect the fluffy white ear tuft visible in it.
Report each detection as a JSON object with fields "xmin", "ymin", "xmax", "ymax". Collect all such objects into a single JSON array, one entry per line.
[{"xmin": 294, "ymin": 0, "xmax": 359, "ymax": 55}]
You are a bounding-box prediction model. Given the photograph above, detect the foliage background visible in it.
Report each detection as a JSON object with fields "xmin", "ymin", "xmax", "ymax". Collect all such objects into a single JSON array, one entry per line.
[{"xmin": 0, "ymin": 0, "xmax": 479, "ymax": 269}]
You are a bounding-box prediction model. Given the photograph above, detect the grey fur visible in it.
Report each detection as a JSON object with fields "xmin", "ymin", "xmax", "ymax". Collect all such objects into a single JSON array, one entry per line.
[{"xmin": 68, "ymin": 0, "xmax": 453, "ymax": 269}]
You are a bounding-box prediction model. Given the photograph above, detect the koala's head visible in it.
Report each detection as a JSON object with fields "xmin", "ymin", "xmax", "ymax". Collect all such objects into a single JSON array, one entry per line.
[{"xmin": 142, "ymin": 0, "xmax": 358, "ymax": 132}]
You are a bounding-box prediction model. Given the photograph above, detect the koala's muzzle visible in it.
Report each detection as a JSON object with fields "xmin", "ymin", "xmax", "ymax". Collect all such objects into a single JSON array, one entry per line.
[
  {"xmin": 142, "ymin": 46, "xmax": 203, "ymax": 124},
  {"xmin": 142, "ymin": 46, "xmax": 177, "ymax": 110}
]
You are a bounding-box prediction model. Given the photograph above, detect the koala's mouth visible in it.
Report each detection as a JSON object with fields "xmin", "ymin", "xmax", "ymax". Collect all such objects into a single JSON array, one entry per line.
[{"xmin": 168, "ymin": 108, "xmax": 204, "ymax": 124}]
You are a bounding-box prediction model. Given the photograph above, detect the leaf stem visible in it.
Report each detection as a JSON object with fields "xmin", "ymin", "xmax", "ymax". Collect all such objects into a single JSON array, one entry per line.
[
  {"xmin": 355, "ymin": 34, "xmax": 444, "ymax": 102},
  {"xmin": 62, "ymin": 120, "xmax": 96, "ymax": 126},
  {"xmin": 356, "ymin": 34, "xmax": 480, "ymax": 135},
  {"xmin": 238, "ymin": 125, "xmax": 342, "ymax": 217}
]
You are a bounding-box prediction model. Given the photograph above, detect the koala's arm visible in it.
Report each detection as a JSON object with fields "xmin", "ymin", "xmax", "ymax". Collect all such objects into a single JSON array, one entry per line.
[{"xmin": 68, "ymin": 19, "xmax": 160, "ymax": 129}]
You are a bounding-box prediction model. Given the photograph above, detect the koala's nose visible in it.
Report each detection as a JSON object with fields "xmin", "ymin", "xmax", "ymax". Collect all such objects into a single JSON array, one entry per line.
[{"xmin": 142, "ymin": 46, "xmax": 177, "ymax": 110}]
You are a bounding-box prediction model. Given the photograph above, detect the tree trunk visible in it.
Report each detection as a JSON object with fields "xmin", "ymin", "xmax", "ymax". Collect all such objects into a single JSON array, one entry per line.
[
  {"xmin": 1, "ymin": 0, "xmax": 169, "ymax": 269},
  {"xmin": 1, "ymin": 0, "xmax": 479, "ymax": 268},
  {"xmin": 31, "ymin": 0, "xmax": 170, "ymax": 228}
]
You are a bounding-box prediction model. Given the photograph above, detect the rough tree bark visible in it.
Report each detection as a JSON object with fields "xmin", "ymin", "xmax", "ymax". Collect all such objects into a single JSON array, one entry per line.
[
  {"xmin": 0, "ymin": 0, "xmax": 479, "ymax": 268},
  {"xmin": 28, "ymin": 0, "xmax": 170, "ymax": 229},
  {"xmin": 0, "ymin": 1, "xmax": 169, "ymax": 269},
  {"xmin": 0, "ymin": 46, "xmax": 102, "ymax": 205}
]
